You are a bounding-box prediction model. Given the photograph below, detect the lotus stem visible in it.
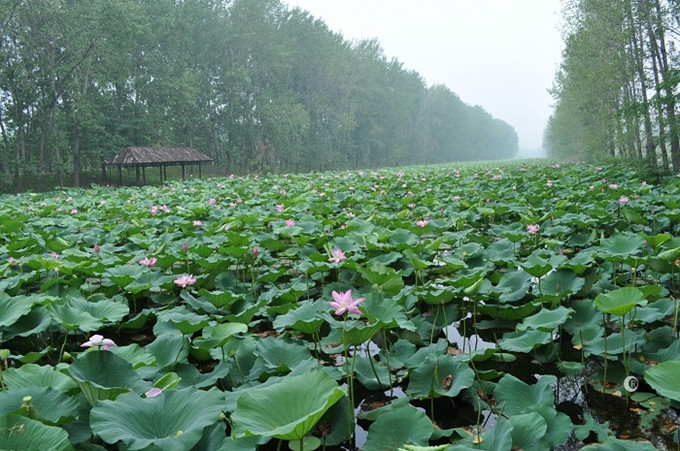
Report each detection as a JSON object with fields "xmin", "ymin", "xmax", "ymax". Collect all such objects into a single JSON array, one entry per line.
[
  {"xmin": 341, "ymin": 316, "xmax": 355, "ymax": 441},
  {"xmin": 58, "ymin": 331, "xmax": 69, "ymax": 363},
  {"xmin": 602, "ymin": 313, "xmax": 608, "ymax": 391},
  {"xmin": 673, "ymin": 295, "xmax": 679, "ymax": 341},
  {"xmin": 381, "ymin": 330, "xmax": 394, "ymax": 392},
  {"xmin": 430, "ymin": 305, "xmax": 440, "ymax": 344},
  {"xmin": 174, "ymin": 334, "xmax": 186, "ymax": 366},
  {"xmin": 365, "ymin": 345, "xmax": 385, "ymax": 391}
]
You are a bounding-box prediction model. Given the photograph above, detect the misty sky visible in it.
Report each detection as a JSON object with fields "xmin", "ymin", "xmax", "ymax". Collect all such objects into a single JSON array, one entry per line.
[{"xmin": 283, "ymin": 0, "xmax": 564, "ymax": 152}]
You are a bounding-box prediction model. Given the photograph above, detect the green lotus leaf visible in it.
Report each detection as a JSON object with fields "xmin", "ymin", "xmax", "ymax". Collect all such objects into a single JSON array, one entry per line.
[
  {"xmin": 90, "ymin": 387, "xmax": 224, "ymax": 450},
  {"xmin": 493, "ymin": 271, "xmax": 533, "ymax": 303},
  {"xmin": 599, "ymin": 233, "xmax": 645, "ymax": 258},
  {"xmin": 487, "ymin": 239, "xmax": 517, "ymax": 264},
  {"xmin": 354, "ymin": 354, "xmax": 392, "ymax": 391},
  {"xmin": 231, "ymin": 371, "xmax": 344, "ymax": 441},
  {"xmin": 656, "ymin": 246, "xmax": 680, "ymax": 262},
  {"xmin": 509, "ymin": 411, "xmax": 548, "ymax": 450},
  {"xmin": 498, "ymin": 329, "xmax": 552, "ymax": 353},
  {"xmin": 476, "ymin": 301, "xmax": 539, "ymax": 320},
  {"xmin": 2, "ymin": 363, "xmax": 78, "ymax": 393},
  {"xmin": 519, "ymin": 253, "xmax": 553, "ymax": 278},
  {"xmin": 362, "ymin": 404, "xmax": 433, "ymax": 451},
  {"xmin": 0, "ymin": 306, "xmax": 51, "ymax": 341},
  {"xmin": 389, "ymin": 229, "xmax": 419, "ymax": 249},
  {"xmin": 640, "ymin": 233, "xmax": 671, "ymax": 250},
  {"xmin": 254, "ymin": 336, "xmax": 313, "ymax": 374},
  {"xmin": 104, "ymin": 264, "xmax": 143, "ymax": 287},
  {"xmin": 581, "ymin": 438, "xmax": 657, "ymax": 450},
  {"xmin": 494, "ymin": 374, "xmax": 556, "ymax": 415},
  {"xmin": 540, "ymin": 269, "xmax": 584, "ymax": 298},
  {"xmin": 419, "ymin": 286, "xmax": 456, "ymax": 306},
  {"xmin": 583, "ymin": 329, "xmax": 646, "ymax": 358},
  {"xmin": 403, "ymin": 248, "xmax": 434, "ymax": 270},
  {"xmin": 593, "ymin": 287, "xmax": 647, "ymax": 317},
  {"xmin": 46, "ymin": 301, "xmax": 103, "ymax": 332},
  {"xmin": 0, "ymin": 292, "xmax": 38, "ymax": 328},
  {"xmin": 406, "ymin": 354, "xmax": 475, "ymax": 399},
  {"xmin": 644, "ymin": 360, "xmax": 680, "ymax": 402},
  {"xmin": 0, "ymin": 414, "xmax": 74, "ymax": 451},
  {"xmin": 272, "ymin": 300, "xmax": 325, "ymax": 335},
  {"xmin": 356, "ymin": 262, "xmax": 405, "ymax": 294},
  {"xmin": 69, "ymin": 295, "xmax": 130, "ymax": 324},
  {"xmin": 530, "ymin": 404, "xmax": 573, "ymax": 449},
  {"xmin": 361, "ymin": 292, "xmax": 416, "ymax": 330},
  {"xmin": 146, "ymin": 333, "xmax": 190, "ymax": 368},
  {"xmin": 194, "ymin": 322, "xmax": 248, "ymax": 350},
  {"xmin": 0, "ymin": 387, "xmax": 79, "ymax": 425},
  {"xmin": 450, "ymin": 417, "xmax": 513, "ymax": 450},
  {"xmin": 343, "ymin": 321, "xmax": 385, "ymax": 347},
  {"xmin": 518, "ymin": 306, "xmax": 574, "ymax": 332},
  {"xmin": 157, "ymin": 307, "xmax": 210, "ymax": 335},
  {"xmin": 557, "ymin": 361, "xmax": 585, "ymax": 376},
  {"xmin": 198, "ymin": 288, "xmax": 246, "ymax": 308},
  {"xmin": 68, "ymin": 350, "xmax": 151, "ymax": 405},
  {"xmin": 574, "ymin": 413, "xmax": 612, "ymax": 442},
  {"xmin": 110, "ymin": 343, "xmax": 157, "ymax": 368}
]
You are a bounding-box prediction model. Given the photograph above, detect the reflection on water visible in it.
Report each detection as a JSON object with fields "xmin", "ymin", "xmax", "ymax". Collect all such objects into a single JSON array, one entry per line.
[{"xmin": 445, "ymin": 313, "xmax": 496, "ymax": 353}]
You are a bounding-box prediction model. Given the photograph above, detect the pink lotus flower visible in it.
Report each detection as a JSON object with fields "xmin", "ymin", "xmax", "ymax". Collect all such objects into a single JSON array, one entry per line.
[
  {"xmin": 93, "ymin": 244, "xmax": 100, "ymax": 254},
  {"xmin": 174, "ymin": 274, "xmax": 197, "ymax": 288},
  {"xmin": 416, "ymin": 219, "xmax": 429, "ymax": 227},
  {"xmin": 150, "ymin": 205, "xmax": 159, "ymax": 216},
  {"xmin": 546, "ymin": 180, "xmax": 553, "ymax": 187},
  {"xmin": 527, "ymin": 224, "xmax": 540, "ymax": 235},
  {"xmin": 328, "ymin": 248, "xmax": 347, "ymax": 263},
  {"xmin": 276, "ymin": 204, "xmax": 285, "ymax": 212},
  {"xmin": 139, "ymin": 257, "xmax": 157, "ymax": 267},
  {"xmin": 208, "ymin": 198, "xmax": 216, "ymax": 205},
  {"xmin": 285, "ymin": 219, "xmax": 296, "ymax": 227},
  {"xmin": 252, "ymin": 247, "xmax": 259, "ymax": 257},
  {"xmin": 330, "ymin": 290, "xmax": 365, "ymax": 316},
  {"xmin": 618, "ymin": 195, "xmax": 629, "ymax": 204},
  {"xmin": 193, "ymin": 220, "xmax": 203, "ymax": 226},
  {"xmin": 182, "ymin": 243, "xmax": 189, "ymax": 252},
  {"xmin": 81, "ymin": 334, "xmax": 116, "ymax": 351},
  {"xmin": 145, "ymin": 387, "xmax": 163, "ymax": 398}
]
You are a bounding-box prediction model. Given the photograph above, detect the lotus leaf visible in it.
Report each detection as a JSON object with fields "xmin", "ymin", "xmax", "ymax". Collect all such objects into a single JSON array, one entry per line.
[
  {"xmin": 406, "ymin": 354, "xmax": 475, "ymax": 399},
  {"xmin": 362, "ymin": 404, "xmax": 433, "ymax": 451},
  {"xmin": 644, "ymin": 360, "xmax": 680, "ymax": 402},
  {"xmin": 231, "ymin": 371, "xmax": 344, "ymax": 441},
  {"xmin": 90, "ymin": 387, "xmax": 224, "ymax": 450},
  {"xmin": 0, "ymin": 414, "xmax": 74, "ymax": 451}
]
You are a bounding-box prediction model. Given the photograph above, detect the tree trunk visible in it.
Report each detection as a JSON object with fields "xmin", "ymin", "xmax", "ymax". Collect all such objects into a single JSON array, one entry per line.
[{"xmin": 652, "ymin": 0, "xmax": 680, "ymax": 169}]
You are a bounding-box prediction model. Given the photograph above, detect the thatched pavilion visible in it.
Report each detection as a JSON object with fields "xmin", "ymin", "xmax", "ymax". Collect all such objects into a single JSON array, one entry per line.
[{"xmin": 104, "ymin": 147, "xmax": 213, "ymax": 185}]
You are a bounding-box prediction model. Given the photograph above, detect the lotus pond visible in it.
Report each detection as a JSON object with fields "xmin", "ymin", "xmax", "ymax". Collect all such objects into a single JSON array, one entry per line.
[{"xmin": 0, "ymin": 160, "xmax": 679, "ymax": 450}]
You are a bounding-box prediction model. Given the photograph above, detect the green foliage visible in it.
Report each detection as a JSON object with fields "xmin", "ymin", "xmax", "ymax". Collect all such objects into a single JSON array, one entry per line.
[
  {"xmin": 0, "ymin": 0, "xmax": 517, "ymax": 191},
  {"xmin": 0, "ymin": 160, "xmax": 678, "ymax": 450}
]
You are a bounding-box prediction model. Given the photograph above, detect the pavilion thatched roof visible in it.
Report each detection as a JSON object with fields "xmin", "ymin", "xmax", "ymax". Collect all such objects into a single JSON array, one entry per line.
[{"xmin": 107, "ymin": 147, "xmax": 213, "ymax": 166}]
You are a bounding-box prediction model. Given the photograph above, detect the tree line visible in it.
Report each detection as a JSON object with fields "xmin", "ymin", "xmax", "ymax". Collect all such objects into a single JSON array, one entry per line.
[
  {"xmin": 0, "ymin": 0, "xmax": 518, "ymax": 190},
  {"xmin": 545, "ymin": 0, "xmax": 680, "ymax": 171}
]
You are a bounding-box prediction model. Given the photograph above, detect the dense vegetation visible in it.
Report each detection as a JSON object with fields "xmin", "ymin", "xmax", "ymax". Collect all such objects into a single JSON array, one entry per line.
[
  {"xmin": 546, "ymin": 0, "xmax": 680, "ymax": 170},
  {"xmin": 0, "ymin": 160, "xmax": 679, "ymax": 450},
  {"xmin": 0, "ymin": 0, "xmax": 518, "ymax": 191}
]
